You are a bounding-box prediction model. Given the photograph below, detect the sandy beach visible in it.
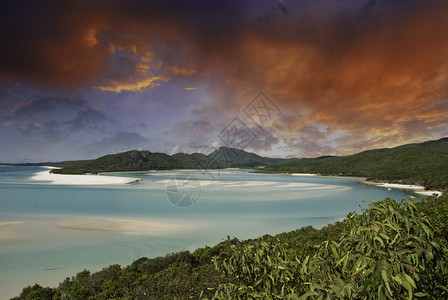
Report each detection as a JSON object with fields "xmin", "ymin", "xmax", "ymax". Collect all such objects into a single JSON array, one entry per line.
[
  {"xmin": 290, "ymin": 173, "xmax": 317, "ymax": 176},
  {"xmin": 31, "ymin": 169, "xmax": 141, "ymax": 185},
  {"xmin": 360, "ymin": 181, "xmax": 442, "ymax": 196}
]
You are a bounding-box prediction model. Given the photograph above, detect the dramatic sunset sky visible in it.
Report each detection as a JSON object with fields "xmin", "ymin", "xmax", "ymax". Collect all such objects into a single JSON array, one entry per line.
[{"xmin": 1, "ymin": 0, "xmax": 447, "ymax": 162}]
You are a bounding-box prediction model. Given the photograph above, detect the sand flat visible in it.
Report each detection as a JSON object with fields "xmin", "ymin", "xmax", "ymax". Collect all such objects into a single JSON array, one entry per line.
[
  {"xmin": 52, "ymin": 217, "xmax": 196, "ymax": 235},
  {"xmin": 0, "ymin": 221, "xmax": 24, "ymax": 241},
  {"xmin": 156, "ymin": 179, "xmax": 347, "ymax": 191}
]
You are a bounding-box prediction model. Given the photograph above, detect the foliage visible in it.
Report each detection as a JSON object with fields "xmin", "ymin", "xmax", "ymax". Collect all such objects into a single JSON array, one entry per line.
[
  {"xmin": 299, "ymin": 198, "xmax": 448, "ymax": 299},
  {"xmin": 212, "ymin": 197, "xmax": 448, "ymax": 299},
  {"xmin": 416, "ymin": 192, "xmax": 448, "ymax": 242},
  {"xmin": 271, "ymin": 223, "xmax": 346, "ymax": 260},
  {"xmin": 11, "ymin": 284, "xmax": 58, "ymax": 300},
  {"xmin": 259, "ymin": 137, "xmax": 448, "ymax": 190},
  {"xmin": 211, "ymin": 239, "xmax": 304, "ymax": 299}
]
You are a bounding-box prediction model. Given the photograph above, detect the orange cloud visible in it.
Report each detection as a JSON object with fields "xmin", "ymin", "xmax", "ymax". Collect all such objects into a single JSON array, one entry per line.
[
  {"xmin": 168, "ymin": 66, "xmax": 197, "ymax": 76},
  {"xmin": 94, "ymin": 76, "xmax": 168, "ymax": 93},
  {"xmin": 84, "ymin": 28, "xmax": 99, "ymax": 47},
  {"xmin": 217, "ymin": 2, "xmax": 448, "ymax": 154},
  {"xmin": 3, "ymin": 121, "xmax": 15, "ymax": 126}
]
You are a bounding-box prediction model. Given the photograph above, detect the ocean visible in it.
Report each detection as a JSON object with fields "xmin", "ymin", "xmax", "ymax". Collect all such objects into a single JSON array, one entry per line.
[{"xmin": 0, "ymin": 166, "xmax": 423, "ymax": 299}]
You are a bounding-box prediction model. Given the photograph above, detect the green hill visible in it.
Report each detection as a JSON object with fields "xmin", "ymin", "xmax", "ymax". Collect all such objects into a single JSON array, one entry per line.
[
  {"xmin": 260, "ymin": 137, "xmax": 448, "ymax": 190},
  {"xmin": 208, "ymin": 146, "xmax": 293, "ymax": 167},
  {"xmin": 51, "ymin": 150, "xmax": 225, "ymax": 174}
]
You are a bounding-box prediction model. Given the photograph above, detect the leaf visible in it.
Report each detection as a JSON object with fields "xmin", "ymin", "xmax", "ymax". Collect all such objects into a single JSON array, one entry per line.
[
  {"xmin": 379, "ymin": 233, "xmax": 390, "ymax": 240},
  {"xmin": 381, "ymin": 270, "xmax": 389, "ymax": 283},
  {"xmin": 414, "ymin": 292, "xmax": 428, "ymax": 297},
  {"xmin": 298, "ymin": 291, "xmax": 317, "ymax": 300},
  {"xmin": 301, "ymin": 256, "xmax": 309, "ymax": 273},
  {"xmin": 382, "ymin": 270, "xmax": 393, "ymax": 296},
  {"xmin": 331, "ymin": 245, "xmax": 340, "ymax": 259},
  {"xmin": 390, "ymin": 233, "xmax": 400, "ymax": 245},
  {"xmin": 402, "ymin": 280, "xmax": 412, "ymax": 299},
  {"xmin": 392, "ymin": 275, "xmax": 402, "ymax": 285},
  {"xmin": 330, "ymin": 285, "xmax": 343, "ymax": 299},
  {"xmin": 430, "ymin": 241, "xmax": 440, "ymax": 248},
  {"xmin": 404, "ymin": 273, "xmax": 416, "ymax": 289},
  {"xmin": 385, "ymin": 281, "xmax": 392, "ymax": 296},
  {"xmin": 374, "ymin": 236, "xmax": 384, "ymax": 247}
]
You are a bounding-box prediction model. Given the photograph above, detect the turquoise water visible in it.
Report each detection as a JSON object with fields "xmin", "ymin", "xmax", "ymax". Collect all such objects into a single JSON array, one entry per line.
[{"xmin": 0, "ymin": 167, "xmax": 423, "ymax": 299}]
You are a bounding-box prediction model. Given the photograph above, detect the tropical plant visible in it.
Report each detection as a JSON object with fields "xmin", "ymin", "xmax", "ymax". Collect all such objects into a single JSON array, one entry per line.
[{"xmin": 212, "ymin": 198, "xmax": 448, "ymax": 299}]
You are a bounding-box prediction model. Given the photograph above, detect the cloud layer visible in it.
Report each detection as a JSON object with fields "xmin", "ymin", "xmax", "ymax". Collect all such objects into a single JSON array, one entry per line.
[{"xmin": 0, "ymin": 0, "xmax": 447, "ymax": 161}]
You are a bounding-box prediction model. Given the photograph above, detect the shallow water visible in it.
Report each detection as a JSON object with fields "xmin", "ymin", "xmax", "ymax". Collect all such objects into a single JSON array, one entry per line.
[{"xmin": 0, "ymin": 167, "xmax": 423, "ymax": 299}]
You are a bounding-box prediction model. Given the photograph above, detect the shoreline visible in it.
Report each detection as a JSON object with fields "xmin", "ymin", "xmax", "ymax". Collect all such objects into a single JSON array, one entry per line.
[
  {"xmin": 360, "ymin": 180, "xmax": 442, "ymax": 196},
  {"xmin": 265, "ymin": 171, "xmax": 444, "ymax": 197}
]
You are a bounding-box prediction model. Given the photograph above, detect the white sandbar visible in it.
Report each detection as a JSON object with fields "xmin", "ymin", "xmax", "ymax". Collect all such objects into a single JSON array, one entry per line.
[
  {"xmin": 156, "ymin": 179, "xmax": 341, "ymax": 189},
  {"xmin": 31, "ymin": 170, "xmax": 141, "ymax": 185}
]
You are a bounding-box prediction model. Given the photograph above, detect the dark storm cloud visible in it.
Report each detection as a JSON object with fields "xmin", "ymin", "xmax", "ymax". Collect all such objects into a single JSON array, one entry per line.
[
  {"xmin": 245, "ymin": 128, "xmax": 280, "ymax": 153},
  {"xmin": 9, "ymin": 96, "xmax": 86, "ymax": 118},
  {"xmin": 81, "ymin": 131, "xmax": 150, "ymax": 158},
  {"xmin": 66, "ymin": 107, "xmax": 109, "ymax": 132},
  {"xmin": 0, "ymin": 0, "xmax": 246, "ymax": 90},
  {"xmin": 0, "ymin": 102, "xmax": 121, "ymax": 162},
  {"xmin": 0, "ymin": 0, "xmax": 447, "ymax": 158}
]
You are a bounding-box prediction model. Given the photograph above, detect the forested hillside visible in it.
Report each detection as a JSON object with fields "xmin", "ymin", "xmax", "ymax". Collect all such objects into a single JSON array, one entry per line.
[
  {"xmin": 208, "ymin": 147, "xmax": 293, "ymax": 167},
  {"xmin": 51, "ymin": 150, "xmax": 225, "ymax": 174},
  {"xmin": 260, "ymin": 138, "xmax": 448, "ymax": 190}
]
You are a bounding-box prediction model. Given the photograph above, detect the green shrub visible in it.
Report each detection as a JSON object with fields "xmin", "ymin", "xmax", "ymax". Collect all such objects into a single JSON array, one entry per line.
[{"xmin": 212, "ymin": 198, "xmax": 448, "ymax": 299}]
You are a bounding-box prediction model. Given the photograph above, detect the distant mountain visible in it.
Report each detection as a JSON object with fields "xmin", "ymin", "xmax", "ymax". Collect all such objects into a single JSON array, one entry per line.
[
  {"xmin": 208, "ymin": 147, "xmax": 294, "ymax": 167},
  {"xmin": 51, "ymin": 150, "xmax": 225, "ymax": 174},
  {"xmin": 260, "ymin": 138, "xmax": 448, "ymax": 190}
]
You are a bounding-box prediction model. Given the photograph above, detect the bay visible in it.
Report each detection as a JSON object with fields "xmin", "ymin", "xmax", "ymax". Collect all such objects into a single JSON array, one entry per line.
[{"xmin": 0, "ymin": 166, "xmax": 423, "ymax": 299}]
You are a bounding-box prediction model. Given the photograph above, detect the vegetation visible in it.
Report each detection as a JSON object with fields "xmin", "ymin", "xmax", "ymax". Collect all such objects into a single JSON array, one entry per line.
[
  {"xmin": 259, "ymin": 137, "xmax": 448, "ymax": 191},
  {"xmin": 212, "ymin": 197, "xmax": 448, "ymax": 299},
  {"xmin": 13, "ymin": 193, "xmax": 448, "ymax": 299},
  {"xmin": 209, "ymin": 147, "xmax": 294, "ymax": 168},
  {"xmin": 51, "ymin": 150, "xmax": 225, "ymax": 174}
]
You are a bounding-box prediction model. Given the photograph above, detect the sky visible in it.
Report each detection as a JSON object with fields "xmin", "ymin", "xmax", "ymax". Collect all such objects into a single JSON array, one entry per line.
[{"xmin": 1, "ymin": 0, "xmax": 448, "ymax": 162}]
